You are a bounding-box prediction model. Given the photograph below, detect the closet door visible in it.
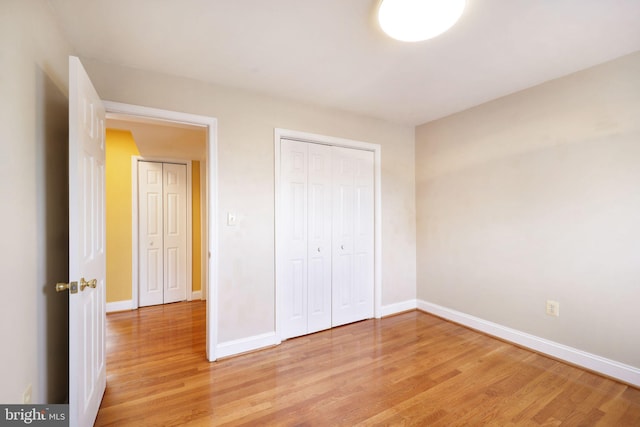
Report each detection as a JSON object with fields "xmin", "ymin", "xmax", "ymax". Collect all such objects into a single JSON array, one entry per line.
[
  {"xmin": 280, "ymin": 140, "xmax": 332, "ymax": 339},
  {"xmin": 138, "ymin": 161, "xmax": 188, "ymax": 307},
  {"xmin": 331, "ymin": 146, "xmax": 374, "ymax": 327},
  {"xmin": 279, "ymin": 140, "xmax": 309, "ymax": 339},
  {"xmin": 163, "ymin": 163, "xmax": 188, "ymax": 304},
  {"xmin": 278, "ymin": 140, "xmax": 373, "ymax": 339},
  {"xmin": 139, "ymin": 161, "xmax": 164, "ymax": 307}
]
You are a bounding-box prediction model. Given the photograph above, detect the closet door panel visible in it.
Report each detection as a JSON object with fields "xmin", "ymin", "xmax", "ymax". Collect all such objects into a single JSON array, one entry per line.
[
  {"xmin": 279, "ymin": 140, "xmax": 309, "ymax": 339},
  {"xmin": 139, "ymin": 161, "xmax": 164, "ymax": 307},
  {"xmin": 353, "ymin": 150, "xmax": 375, "ymax": 320},
  {"xmin": 331, "ymin": 147, "xmax": 356, "ymax": 327},
  {"xmin": 163, "ymin": 163, "xmax": 188, "ymax": 303},
  {"xmin": 307, "ymin": 143, "xmax": 332, "ymax": 334},
  {"xmin": 332, "ymin": 146, "xmax": 374, "ymax": 327}
]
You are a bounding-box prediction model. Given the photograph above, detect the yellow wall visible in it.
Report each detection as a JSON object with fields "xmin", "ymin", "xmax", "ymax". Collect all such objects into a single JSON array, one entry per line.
[
  {"xmin": 192, "ymin": 161, "xmax": 201, "ymax": 292},
  {"xmin": 105, "ymin": 129, "xmax": 140, "ymax": 302},
  {"xmin": 106, "ymin": 129, "xmax": 203, "ymax": 303}
]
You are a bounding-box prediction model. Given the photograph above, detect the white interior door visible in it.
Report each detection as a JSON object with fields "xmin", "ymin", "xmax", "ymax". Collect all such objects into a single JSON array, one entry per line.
[
  {"xmin": 68, "ymin": 56, "xmax": 106, "ymax": 427},
  {"xmin": 139, "ymin": 161, "xmax": 164, "ymax": 307},
  {"xmin": 331, "ymin": 146, "xmax": 374, "ymax": 327},
  {"xmin": 138, "ymin": 161, "xmax": 187, "ymax": 307},
  {"xmin": 163, "ymin": 163, "xmax": 188, "ymax": 303}
]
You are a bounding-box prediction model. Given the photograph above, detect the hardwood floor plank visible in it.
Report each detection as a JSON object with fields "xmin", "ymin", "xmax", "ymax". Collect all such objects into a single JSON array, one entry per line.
[{"xmin": 95, "ymin": 301, "xmax": 640, "ymax": 426}]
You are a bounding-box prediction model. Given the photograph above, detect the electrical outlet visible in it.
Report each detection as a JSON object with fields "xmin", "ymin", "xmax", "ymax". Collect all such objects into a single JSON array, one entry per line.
[
  {"xmin": 23, "ymin": 384, "xmax": 32, "ymax": 404},
  {"xmin": 546, "ymin": 300, "xmax": 560, "ymax": 317}
]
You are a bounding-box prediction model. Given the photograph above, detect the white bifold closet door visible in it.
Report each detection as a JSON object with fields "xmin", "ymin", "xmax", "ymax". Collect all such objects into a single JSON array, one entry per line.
[
  {"xmin": 331, "ymin": 146, "xmax": 375, "ymax": 327},
  {"xmin": 138, "ymin": 161, "xmax": 188, "ymax": 307},
  {"xmin": 279, "ymin": 139, "xmax": 374, "ymax": 340}
]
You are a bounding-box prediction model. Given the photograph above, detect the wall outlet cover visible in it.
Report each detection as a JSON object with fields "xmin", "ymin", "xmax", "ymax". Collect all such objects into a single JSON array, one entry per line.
[
  {"xmin": 23, "ymin": 384, "xmax": 32, "ymax": 404},
  {"xmin": 546, "ymin": 300, "xmax": 560, "ymax": 317}
]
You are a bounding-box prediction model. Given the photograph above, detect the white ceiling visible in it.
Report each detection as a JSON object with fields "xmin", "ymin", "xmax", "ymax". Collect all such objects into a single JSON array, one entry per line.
[
  {"xmin": 108, "ymin": 117, "xmax": 207, "ymax": 161},
  {"xmin": 49, "ymin": 0, "xmax": 640, "ymax": 126}
]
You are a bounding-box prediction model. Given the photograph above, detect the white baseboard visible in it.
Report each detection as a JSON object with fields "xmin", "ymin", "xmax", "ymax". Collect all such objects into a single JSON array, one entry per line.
[
  {"xmin": 191, "ymin": 290, "xmax": 202, "ymax": 300},
  {"xmin": 106, "ymin": 300, "xmax": 134, "ymax": 313},
  {"xmin": 417, "ymin": 299, "xmax": 640, "ymax": 388},
  {"xmin": 216, "ymin": 332, "xmax": 281, "ymax": 359},
  {"xmin": 380, "ymin": 299, "xmax": 417, "ymax": 317}
]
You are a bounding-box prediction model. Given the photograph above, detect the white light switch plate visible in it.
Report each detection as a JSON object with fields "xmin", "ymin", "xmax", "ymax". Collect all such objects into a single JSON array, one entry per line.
[{"xmin": 227, "ymin": 212, "xmax": 237, "ymax": 226}]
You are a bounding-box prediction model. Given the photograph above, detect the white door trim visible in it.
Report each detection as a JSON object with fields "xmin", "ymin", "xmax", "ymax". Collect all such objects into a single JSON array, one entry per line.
[
  {"xmin": 274, "ymin": 128, "xmax": 382, "ymax": 341},
  {"xmin": 199, "ymin": 164, "xmax": 207, "ymax": 301},
  {"xmin": 132, "ymin": 158, "xmax": 193, "ymax": 306},
  {"xmin": 105, "ymin": 101, "xmax": 219, "ymax": 361}
]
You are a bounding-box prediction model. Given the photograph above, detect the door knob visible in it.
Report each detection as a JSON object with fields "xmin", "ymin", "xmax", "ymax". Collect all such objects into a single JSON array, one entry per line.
[
  {"xmin": 56, "ymin": 281, "xmax": 78, "ymax": 294},
  {"xmin": 80, "ymin": 277, "xmax": 98, "ymax": 292}
]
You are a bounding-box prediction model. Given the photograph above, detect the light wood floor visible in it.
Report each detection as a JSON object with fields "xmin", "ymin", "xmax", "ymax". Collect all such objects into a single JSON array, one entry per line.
[{"xmin": 96, "ymin": 301, "xmax": 640, "ymax": 426}]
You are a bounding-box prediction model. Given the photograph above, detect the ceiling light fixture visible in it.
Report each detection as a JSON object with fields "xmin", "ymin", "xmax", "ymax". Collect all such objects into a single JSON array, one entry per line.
[{"xmin": 378, "ymin": 0, "xmax": 466, "ymax": 42}]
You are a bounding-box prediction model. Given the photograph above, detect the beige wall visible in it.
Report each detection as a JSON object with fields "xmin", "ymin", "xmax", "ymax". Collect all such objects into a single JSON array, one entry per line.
[
  {"xmin": 82, "ymin": 58, "xmax": 417, "ymax": 342},
  {"xmin": 416, "ymin": 52, "xmax": 640, "ymax": 368},
  {"xmin": 0, "ymin": 0, "xmax": 73, "ymax": 403}
]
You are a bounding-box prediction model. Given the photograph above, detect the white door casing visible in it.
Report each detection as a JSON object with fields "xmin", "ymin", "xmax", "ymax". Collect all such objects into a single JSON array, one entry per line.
[
  {"xmin": 68, "ymin": 56, "xmax": 106, "ymax": 427},
  {"xmin": 102, "ymin": 102, "xmax": 218, "ymax": 362},
  {"xmin": 138, "ymin": 161, "xmax": 188, "ymax": 307}
]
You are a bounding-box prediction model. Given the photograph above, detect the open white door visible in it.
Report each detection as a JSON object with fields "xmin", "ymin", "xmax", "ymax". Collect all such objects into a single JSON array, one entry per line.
[{"xmin": 67, "ymin": 56, "xmax": 106, "ymax": 427}]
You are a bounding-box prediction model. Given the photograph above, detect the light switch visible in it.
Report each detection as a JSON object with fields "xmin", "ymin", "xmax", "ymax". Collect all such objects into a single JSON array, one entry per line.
[{"xmin": 227, "ymin": 212, "xmax": 237, "ymax": 226}]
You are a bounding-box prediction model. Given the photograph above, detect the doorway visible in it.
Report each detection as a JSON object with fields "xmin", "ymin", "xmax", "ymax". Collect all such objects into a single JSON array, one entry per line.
[{"xmin": 105, "ymin": 102, "xmax": 218, "ymax": 361}]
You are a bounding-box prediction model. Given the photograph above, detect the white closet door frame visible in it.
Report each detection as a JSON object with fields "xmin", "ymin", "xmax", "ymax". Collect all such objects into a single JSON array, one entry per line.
[
  {"xmin": 274, "ymin": 128, "xmax": 382, "ymax": 342},
  {"xmin": 132, "ymin": 156, "xmax": 193, "ymax": 307}
]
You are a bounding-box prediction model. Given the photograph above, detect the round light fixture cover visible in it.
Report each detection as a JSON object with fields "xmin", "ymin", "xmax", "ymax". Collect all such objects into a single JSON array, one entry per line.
[{"xmin": 378, "ymin": 0, "xmax": 466, "ymax": 42}]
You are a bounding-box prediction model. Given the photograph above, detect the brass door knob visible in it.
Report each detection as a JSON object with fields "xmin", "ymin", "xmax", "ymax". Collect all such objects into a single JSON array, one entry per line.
[
  {"xmin": 80, "ymin": 277, "xmax": 97, "ymax": 291},
  {"xmin": 56, "ymin": 281, "xmax": 78, "ymax": 294}
]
